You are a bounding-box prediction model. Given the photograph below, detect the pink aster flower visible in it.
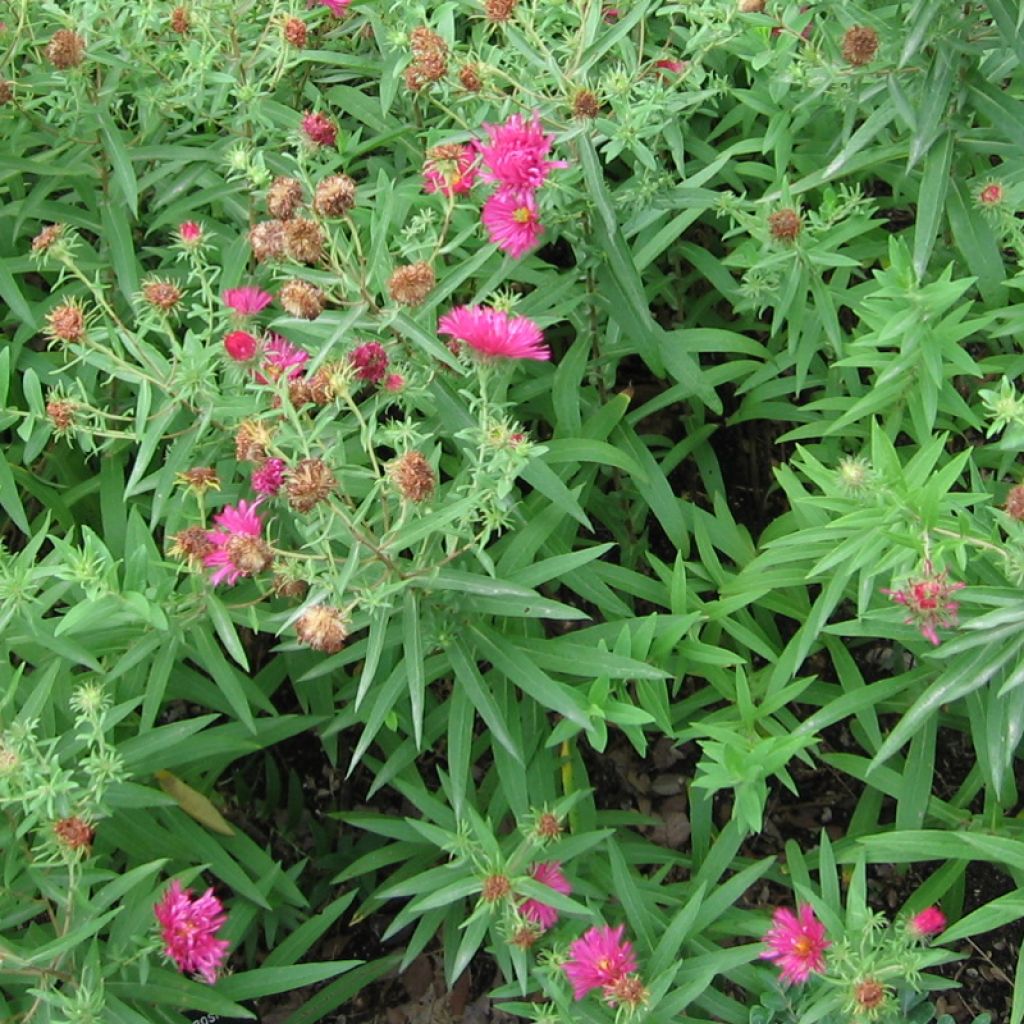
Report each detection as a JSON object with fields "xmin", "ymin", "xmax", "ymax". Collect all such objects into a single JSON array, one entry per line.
[
  {"xmin": 438, "ymin": 305, "xmax": 550, "ymax": 361},
  {"xmin": 882, "ymin": 561, "xmax": 964, "ymax": 646},
  {"xmin": 476, "ymin": 111, "xmax": 567, "ymax": 192},
  {"xmin": 222, "ymin": 286, "xmax": 273, "ymax": 317},
  {"xmin": 224, "ymin": 329, "xmax": 258, "ymax": 362},
  {"xmin": 203, "ymin": 499, "xmax": 266, "ymax": 586},
  {"xmin": 761, "ymin": 905, "xmax": 829, "ymax": 985},
  {"xmin": 349, "ymin": 341, "xmax": 389, "ymax": 382},
  {"xmin": 153, "ymin": 880, "xmax": 229, "ymax": 984},
  {"xmin": 302, "ymin": 110, "xmax": 337, "ymax": 148},
  {"xmin": 520, "ymin": 861, "xmax": 571, "ymax": 930},
  {"xmin": 481, "ymin": 189, "xmax": 544, "ymax": 259},
  {"xmin": 177, "ymin": 221, "xmax": 203, "ymax": 246},
  {"xmin": 261, "ymin": 333, "xmax": 309, "ymax": 382},
  {"xmin": 907, "ymin": 906, "xmax": 947, "ymax": 939},
  {"xmin": 423, "ymin": 143, "xmax": 479, "ymax": 197},
  {"xmin": 563, "ymin": 924, "xmax": 638, "ymax": 1001},
  {"xmin": 312, "ymin": 0, "xmax": 350, "ymax": 14},
  {"xmin": 252, "ymin": 458, "xmax": 286, "ymax": 497}
]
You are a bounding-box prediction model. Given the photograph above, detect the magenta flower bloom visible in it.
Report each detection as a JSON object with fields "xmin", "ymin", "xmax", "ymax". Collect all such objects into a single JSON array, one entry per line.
[
  {"xmin": 882, "ymin": 562, "xmax": 964, "ymax": 646},
  {"xmin": 476, "ymin": 111, "xmax": 566, "ymax": 193},
  {"xmin": 312, "ymin": 0, "xmax": 350, "ymax": 14},
  {"xmin": 907, "ymin": 906, "xmax": 947, "ymax": 939},
  {"xmin": 222, "ymin": 286, "xmax": 273, "ymax": 317},
  {"xmin": 224, "ymin": 329, "xmax": 258, "ymax": 362},
  {"xmin": 438, "ymin": 305, "xmax": 550, "ymax": 361},
  {"xmin": 203, "ymin": 499, "xmax": 266, "ymax": 586},
  {"xmin": 261, "ymin": 333, "xmax": 309, "ymax": 382},
  {"xmin": 302, "ymin": 110, "xmax": 337, "ymax": 148},
  {"xmin": 761, "ymin": 905, "xmax": 829, "ymax": 984},
  {"xmin": 252, "ymin": 458, "xmax": 286, "ymax": 497},
  {"xmin": 349, "ymin": 341, "xmax": 389, "ymax": 382},
  {"xmin": 177, "ymin": 221, "xmax": 203, "ymax": 246},
  {"xmin": 481, "ymin": 189, "xmax": 544, "ymax": 259},
  {"xmin": 563, "ymin": 924, "xmax": 638, "ymax": 1001},
  {"xmin": 153, "ymin": 880, "xmax": 229, "ymax": 984},
  {"xmin": 520, "ymin": 861, "xmax": 571, "ymax": 930},
  {"xmin": 423, "ymin": 144, "xmax": 478, "ymax": 197}
]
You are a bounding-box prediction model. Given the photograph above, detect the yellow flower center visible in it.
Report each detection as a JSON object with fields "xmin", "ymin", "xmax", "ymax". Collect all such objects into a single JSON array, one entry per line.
[
  {"xmin": 793, "ymin": 935, "xmax": 814, "ymax": 956},
  {"xmin": 513, "ymin": 206, "xmax": 533, "ymax": 224}
]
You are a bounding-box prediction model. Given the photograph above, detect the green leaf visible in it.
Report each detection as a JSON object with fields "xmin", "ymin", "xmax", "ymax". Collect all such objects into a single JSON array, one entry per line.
[{"xmin": 97, "ymin": 109, "xmax": 139, "ymax": 218}]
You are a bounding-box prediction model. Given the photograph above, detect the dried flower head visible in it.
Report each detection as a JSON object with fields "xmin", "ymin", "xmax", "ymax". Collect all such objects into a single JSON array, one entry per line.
[
  {"xmin": 768, "ymin": 207, "xmax": 803, "ymax": 242},
  {"xmin": 0, "ymin": 80, "xmax": 14, "ymax": 105},
  {"xmin": 979, "ymin": 182, "xmax": 1004, "ymax": 206},
  {"xmin": 485, "ymin": 0, "xmax": 518, "ymax": 21},
  {"xmin": 313, "ymin": 174, "xmax": 357, "ymax": 217},
  {"xmin": 841, "ymin": 25, "xmax": 879, "ymax": 66},
  {"xmin": 224, "ymin": 534, "xmax": 274, "ymax": 578},
  {"xmin": 234, "ymin": 419, "xmax": 273, "ymax": 463},
  {"xmin": 572, "ymin": 89, "xmax": 600, "ymax": 119},
  {"xmin": 284, "ymin": 218, "xmax": 325, "ymax": 264},
  {"xmin": 170, "ymin": 6, "xmax": 190, "ymax": 33},
  {"xmin": 46, "ymin": 29, "xmax": 86, "ymax": 69},
  {"xmin": 301, "ymin": 110, "xmax": 337, "ymax": 148},
  {"xmin": 267, "ymin": 176, "xmax": 305, "ymax": 220},
  {"xmin": 279, "ymin": 279, "xmax": 326, "ymax": 320},
  {"xmin": 46, "ymin": 399, "xmax": 76, "ymax": 433},
  {"xmin": 739, "ymin": 0, "xmax": 766, "ymax": 11},
  {"xmin": 295, "ymin": 604, "xmax": 348, "ymax": 652},
  {"xmin": 1006, "ymin": 484, "xmax": 1024, "ymax": 521},
  {"xmin": 282, "ymin": 16, "xmax": 308, "ymax": 47},
  {"xmin": 249, "ymin": 220, "xmax": 287, "ymax": 263},
  {"xmin": 851, "ymin": 978, "xmax": 888, "ymax": 1014},
  {"xmin": 481, "ymin": 873, "xmax": 512, "ymax": 903},
  {"xmin": 142, "ymin": 278, "xmax": 183, "ymax": 313},
  {"xmin": 45, "ymin": 301, "xmax": 87, "ymax": 343},
  {"xmin": 760, "ymin": 905, "xmax": 829, "ymax": 984},
  {"xmin": 177, "ymin": 467, "xmax": 221, "ymax": 495},
  {"xmin": 169, "ymin": 526, "xmax": 216, "ymax": 564},
  {"xmin": 272, "ymin": 574, "xmax": 308, "ymax": 600},
  {"xmin": 882, "ymin": 564, "xmax": 964, "ymax": 646},
  {"xmin": 405, "ymin": 27, "xmax": 448, "ymax": 90},
  {"xmin": 286, "ymin": 458, "xmax": 336, "ymax": 512},
  {"xmin": 391, "ymin": 451, "xmax": 436, "ymax": 503},
  {"xmin": 54, "ymin": 816, "xmax": 94, "ymax": 851},
  {"xmin": 32, "ymin": 223, "xmax": 65, "ymax": 253},
  {"xmin": 534, "ymin": 811, "xmax": 563, "ymax": 840},
  {"xmin": 509, "ymin": 922, "xmax": 543, "ymax": 949},
  {"xmin": 459, "ymin": 63, "xmax": 482, "ymax": 91},
  {"xmin": 388, "ymin": 262, "xmax": 435, "ymax": 306},
  {"xmin": 153, "ymin": 880, "xmax": 229, "ymax": 984}
]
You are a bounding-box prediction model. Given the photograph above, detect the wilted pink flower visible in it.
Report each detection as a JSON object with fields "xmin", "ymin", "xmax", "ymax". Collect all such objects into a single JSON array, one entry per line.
[
  {"xmin": 312, "ymin": 0, "xmax": 350, "ymax": 14},
  {"xmin": 423, "ymin": 143, "xmax": 478, "ymax": 197},
  {"xmin": 979, "ymin": 182, "xmax": 1004, "ymax": 206},
  {"xmin": 907, "ymin": 906, "xmax": 947, "ymax": 939},
  {"xmin": 302, "ymin": 110, "xmax": 337, "ymax": 148},
  {"xmin": 882, "ymin": 562, "xmax": 965, "ymax": 646},
  {"xmin": 203, "ymin": 499, "xmax": 270, "ymax": 586},
  {"xmin": 520, "ymin": 861, "xmax": 571, "ymax": 930},
  {"xmin": 224, "ymin": 329, "xmax": 258, "ymax": 362},
  {"xmin": 177, "ymin": 221, "xmax": 203, "ymax": 246},
  {"xmin": 476, "ymin": 111, "xmax": 566, "ymax": 192},
  {"xmin": 153, "ymin": 880, "xmax": 229, "ymax": 984},
  {"xmin": 761, "ymin": 905, "xmax": 829, "ymax": 985},
  {"xmin": 603, "ymin": 7, "xmax": 620, "ymax": 21},
  {"xmin": 654, "ymin": 57, "xmax": 686, "ymax": 74},
  {"xmin": 350, "ymin": 341, "xmax": 389, "ymax": 382},
  {"xmin": 438, "ymin": 305, "xmax": 550, "ymax": 361},
  {"xmin": 563, "ymin": 925, "xmax": 637, "ymax": 1001},
  {"xmin": 222, "ymin": 286, "xmax": 273, "ymax": 316},
  {"xmin": 252, "ymin": 458, "xmax": 286, "ymax": 496},
  {"xmin": 481, "ymin": 189, "xmax": 544, "ymax": 259},
  {"xmin": 261, "ymin": 334, "xmax": 309, "ymax": 382}
]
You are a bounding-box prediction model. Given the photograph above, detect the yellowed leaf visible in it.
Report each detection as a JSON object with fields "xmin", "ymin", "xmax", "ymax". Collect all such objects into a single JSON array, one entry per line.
[{"xmin": 155, "ymin": 770, "xmax": 235, "ymax": 836}]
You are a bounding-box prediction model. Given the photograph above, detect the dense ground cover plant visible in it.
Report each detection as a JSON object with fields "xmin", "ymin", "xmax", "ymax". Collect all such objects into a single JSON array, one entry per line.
[{"xmin": 1, "ymin": 0, "xmax": 1024, "ymax": 1021}]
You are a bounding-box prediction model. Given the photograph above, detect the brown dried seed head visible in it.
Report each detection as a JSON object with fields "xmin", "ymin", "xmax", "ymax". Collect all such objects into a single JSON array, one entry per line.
[
  {"xmin": 406, "ymin": 27, "xmax": 448, "ymax": 89},
  {"xmin": 295, "ymin": 604, "xmax": 348, "ymax": 653},
  {"xmin": 605, "ymin": 975, "xmax": 649, "ymax": 1010},
  {"xmin": 267, "ymin": 176, "xmax": 305, "ymax": 220},
  {"xmin": 388, "ymin": 262, "xmax": 435, "ymax": 306},
  {"xmin": 142, "ymin": 278, "xmax": 183, "ymax": 312},
  {"xmin": 170, "ymin": 6, "xmax": 190, "ymax": 33},
  {"xmin": 841, "ymin": 25, "xmax": 879, "ymax": 66},
  {"xmin": 534, "ymin": 812, "xmax": 563, "ymax": 840},
  {"xmin": 177, "ymin": 466, "xmax": 221, "ymax": 493},
  {"xmin": 509, "ymin": 923, "xmax": 542, "ymax": 949},
  {"xmin": 272, "ymin": 574, "xmax": 309, "ymax": 600},
  {"xmin": 54, "ymin": 816, "xmax": 94, "ymax": 850},
  {"xmin": 284, "ymin": 218, "xmax": 325, "ymax": 264},
  {"xmin": 279, "ymin": 279, "xmax": 326, "ymax": 320},
  {"xmin": 282, "ymin": 16, "xmax": 308, "ymax": 47},
  {"xmin": 480, "ymin": 873, "xmax": 512, "ymax": 902},
  {"xmin": 485, "ymin": 0, "xmax": 518, "ymax": 22},
  {"xmin": 46, "ymin": 29, "xmax": 86, "ymax": 69},
  {"xmin": 286, "ymin": 457, "xmax": 336, "ymax": 512},
  {"xmin": 249, "ymin": 220, "xmax": 287, "ymax": 263},
  {"xmin": 46, "ymin": 302, "xmax": 86, "ymax": 342},
  {"xmin": 768, "ymin": 208, "xmax": 802, "ymax": 242},
  {"xmin": 169, "ymin": 525, "xmax": 216, "ymax": 563},
  {"xmin": 410, "ymin": 26, "xmax": 447, "ymax": 57},
  {"xmin": 235, "ymin": 419, "xmax": 273, "ymax": 463},
  {"xmin": 225, "ymin": 534, "xmax": 274, "ymax": 576},
  {"xmin": 1006, "ymin": 485, "xmax": 1024, "ymax": 521},
  {"xmin": 738, "ymin": 0, "xmax": 766, "ymax": 11},
  {"xmin": 391, "ymin": 451, "xmax": 435, "ymax": 503},
  {"xmin": 572, "ymin": 89, "xmax": 600, "ymax": 119},
  {"xmin": 32, "ymin": 223, "xmax": 65, "ymax": 253},
  {"xmin": 46, "ymin": 400, "xmax": 76, "ymax": 432},
  {"xmin": 852, "ymin": 979, "xmax": 886, "ymax": 1011},
  {"xmin": 313, "ymin": 174, "xmax": 357, "ymax": 217},
  {"xmin": 0, "ymin": 80, "xmax": 12, "ymax": 105},
  {"xmin": 459, "ymin": 63, "xmax": 482, "ymax": 92},
  {"xmin": 304, "ymin": 368, "xmax": 335, "ymax": 405}
]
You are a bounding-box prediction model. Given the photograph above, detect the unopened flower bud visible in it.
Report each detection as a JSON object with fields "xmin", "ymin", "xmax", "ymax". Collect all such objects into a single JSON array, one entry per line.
[
  {"xmin": 224, "ymin": 329, "xmax": 258, "ymax": 361},
  {"xmin": 54, "ymin": 816, "xmax": 94, "ymax": 851},
  {"xmin": 46, "ymin": 399, "xmax": 76, "ymax": 433},
  {"xmin": 480, "ymin": 873, "xmax": 512, "ymax": 902},
  {"xmin": 768, "ymin": 207, "xmax": 802, "ymax": 242},
  {"xmin": 301, "ymin": 110, "xmax": 337, "ymax": 148},
  {"xmin": 142, "ymin": 278, "xmax": 183, "ymax": 313},
  {"xmin": 45, "ymin": 301, "xmax": 86, "ymax": 343}
]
